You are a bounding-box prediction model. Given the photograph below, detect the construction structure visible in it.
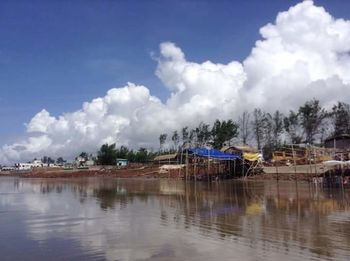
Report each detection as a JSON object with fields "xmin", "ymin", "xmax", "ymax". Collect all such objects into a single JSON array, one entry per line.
[
  {"xmin": 180, "ymin": 148, "xmax": 241, "ymax": 181},
  {"xmin": 153, "ymin": 153, "xmax": 178, "ymax": 165},
  {"xmin": 272, "ymin": 144, "xmax": 334, "ymax": 165}
]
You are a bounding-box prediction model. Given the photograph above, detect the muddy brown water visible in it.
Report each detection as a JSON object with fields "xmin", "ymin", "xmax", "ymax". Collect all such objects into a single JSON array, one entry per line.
[{"xmin": 0, "ymin": 177, "xmax": 350, "ymax": 261}]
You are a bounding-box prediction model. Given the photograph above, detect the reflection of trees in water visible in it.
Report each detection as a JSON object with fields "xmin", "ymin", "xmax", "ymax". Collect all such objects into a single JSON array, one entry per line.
[
  {"xmin": 158, "ymin": 181, "xmax": 265, "ymax": 239},
  {"xmin": 158, "ymin": 181, "xmax": 350, "ymax": 260},
  {"xmin": 17, "ymin": 178, "xmax": 350, "ymax": 259},
  {"xmin": 93, "ymin": 189, "xmax": 130, "ymax": 211}
]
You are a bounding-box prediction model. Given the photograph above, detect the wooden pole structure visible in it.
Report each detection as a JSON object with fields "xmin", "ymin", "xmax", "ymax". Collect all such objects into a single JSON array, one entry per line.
[
  {"xmin": 178, "ymin": 148, "xmax": 183, "ymax": 179},
  {"xmin": 313, "ymin": 147, "xmax": 318, "ymax": 181},
  {"xmin": 292, "ymin": 144, "xmax": 298, "ymax": 183},
  {"xmin": 207, "ymin": 149, "xmax": 210, "ymax": 182},
  {"xmin": 308, "ymin": 145, "xmax": 314, "ymax": 184},
  {"xmin": 186, "ymin": 150, "xmax": 188, "ymax": 181},
  {"xmin": 234, "ymin": 159, "xmax": 236, "ymax": 178},
  {"xmin": 194, "ymin": 155, "xmax": 197, "ymax": 182},
  {"xmin": 275, "ymin": 161, "xmax": 279, "ymax": 182},
  {"xmin": 241, "ymin": 158, "xmax": 244, "ymax": 178},
  {"xmin": 341, "ymin": 156, "xmax": 345, "ymax": 193}
]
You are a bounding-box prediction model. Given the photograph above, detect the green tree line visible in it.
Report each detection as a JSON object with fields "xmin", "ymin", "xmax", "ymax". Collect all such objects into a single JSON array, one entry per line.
[
  {"xmin": 158, "ymin": 99, "xmax": 350, "ymax": 158},
  {"xmin": 96, "ymin": 99, "xmax": 350, "ymax": 164}
]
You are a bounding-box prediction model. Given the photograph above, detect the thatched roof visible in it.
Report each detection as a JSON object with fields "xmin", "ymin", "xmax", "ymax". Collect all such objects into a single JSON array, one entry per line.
[
  {"xmin": 153, "ymin": 153, "xmax": 178, "ymax": 161},
  {"xmin": 325, "ymin": 134, "xmax": 350, "ymax": 142},
  {"xmin": 221, "ymin": 145, "xmax": 257, "ymax": 153}
]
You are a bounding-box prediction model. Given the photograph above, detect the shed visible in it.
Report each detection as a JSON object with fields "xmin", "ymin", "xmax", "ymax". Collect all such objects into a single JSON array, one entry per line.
[
  {"xmin": 325, "ymin": 134, "xmax": 350, "ymax": 150},
  {"xmin": 116, "ymin": 158, "xmax": 128, "ymax": 167}
]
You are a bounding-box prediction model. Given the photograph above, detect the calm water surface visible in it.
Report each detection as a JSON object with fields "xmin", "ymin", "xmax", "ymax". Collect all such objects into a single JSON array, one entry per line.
[{"xmin": 0, "ymin": 177, "xmax": 350, "ymax": 261}]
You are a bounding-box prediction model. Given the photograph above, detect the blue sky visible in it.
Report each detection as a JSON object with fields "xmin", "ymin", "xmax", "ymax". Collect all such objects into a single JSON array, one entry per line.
[{"xmin": 1, "ymin": 0, "xmax": 350, "ymax": 146}]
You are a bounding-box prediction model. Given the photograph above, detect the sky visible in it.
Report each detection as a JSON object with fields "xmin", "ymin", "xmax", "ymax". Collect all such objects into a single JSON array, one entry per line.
[{"xmin": 1, "ymin": 0, "xmax": 350, "ymax": 163}]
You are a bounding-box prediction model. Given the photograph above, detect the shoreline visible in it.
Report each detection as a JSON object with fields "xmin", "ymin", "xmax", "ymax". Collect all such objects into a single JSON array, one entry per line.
[{"xmin": 0, "ymin": 166, "xmax": 316, "ymax": 182}]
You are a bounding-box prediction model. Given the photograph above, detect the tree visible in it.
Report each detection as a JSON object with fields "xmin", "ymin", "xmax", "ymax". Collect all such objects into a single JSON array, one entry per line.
[
  {"xmin": 251, "ymin": 109, "xmax": 266, "ymax": 150},
  {"xmin": 332, "ymin": 101, "xmax": 350, "ymax": 136},
  {"xmin": 189, "ymin": 129, "xmax": 196, "ymax": 147},
  {"xmin": 262, "ymin": 112, "xmax": 283, "ymax": 160},
  {"xmin": 262, "ymin": 113, "xmax": 274, "ymax": 160},
  {"xmin": 159, "ymin": 133, "xmax": 167, "ymax": 153},
  {"xmin": 272, "ymin": 110, "xmax": 284, "ymax": 146},
  {"xmin": 97, "ymin": 143, "xmax": 118, "ymax": 165},
  {"xmin": 298, "ymin": 99, "xmax": 328, "ymax": 144},
  {"xmin": 116, "ymin": 146, "xmax": 129, "ymax": 159},
  {"xmin": 171, "ymin": 131, "xmax": 179, "ymax": 150},
  {"xmin": 264, "ymin": 113, "xmax": 274, "ymax": 148},
  {"xmin": 284, "ymin": 110, "xmax": 303, "ymax": 144},
  {"xmin": 79, "ymin": 152, "xmax": 89, "ymax": 160},
  {"xmin": 239, "ymin": 111, "xmax": 250, "ymax": 144},
  {"xmin": 211, "ymin": 119, "xmax": 239, "ymax": 149},
  {"xmin": 56, "ymin": 157, "xmax": 66, "ymax": 165},
  {"xmin": 41, "ymin": 156, "xmax": 48, "ymax": 164},
  {"xmin": 181, "ymin": 127, "xmax": 189, "ymax": 147},
  {"xmin": 134, "ymin": 148, "xmax": 152, "ymax": 163},
  {"xmin": 41, "ymin": 156, "xmax": 55, "ymax": 164},
  {"xmin": 195, "ymin": 122, "xmax": 211, "ymax": 147}
]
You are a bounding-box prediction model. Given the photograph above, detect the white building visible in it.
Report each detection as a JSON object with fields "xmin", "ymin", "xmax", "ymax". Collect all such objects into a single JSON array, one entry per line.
[{"xmin": 15, "ymin": 163, "xmax": 33, "ymax": 170}]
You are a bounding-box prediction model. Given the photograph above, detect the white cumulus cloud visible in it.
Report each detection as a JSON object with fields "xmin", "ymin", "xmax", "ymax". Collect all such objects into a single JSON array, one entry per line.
[{"xmin": 1, "ymin": 0, "xmax": 350, "ymax": 163}]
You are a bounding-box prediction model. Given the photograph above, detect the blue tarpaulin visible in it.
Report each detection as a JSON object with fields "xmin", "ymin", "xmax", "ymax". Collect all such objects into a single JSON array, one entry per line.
[{"xmin": 184, "ymin": 148, "xmax": 241, "ymax": 160}]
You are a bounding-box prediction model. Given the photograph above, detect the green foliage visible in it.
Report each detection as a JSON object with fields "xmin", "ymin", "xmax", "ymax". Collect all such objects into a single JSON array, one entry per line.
[
  {"xmin": 298, "ymin": 99, "xmax": 328, "ymax": 143},
  {"xmin": 284, "ymin": 110, "xmax": 303, "ymax": 144},
  {"xmin": 332, "ymin": 102, "xmax": 350, "ymax": 136},
  {"xmin": 272, "ymin": 110, "xmax": 284, "ymax": 145},
  {"xmin": 171, "ymin": 131, "xmax": 179, "ymax": 150},
  {"xmin": 97, "ymin": 143, "xmax": 118, "ymax": 165},
  {"xmin": 41, "ymin": 156, "xmax": 55, "ymax": 164},
  {"xmin": 56, "ymin": 157, "xmax": 66, "ymax": 165},
  {"xmin": 114, "ymin": 146, "xmax": 154, "ymax": 163},
  {"xmin": 264, "ymin": 110, "xmax": 284, "ymax": 147},
  {"xmin": 251, "ymin": 108, "xmax": 266, "ymax": 150},
  {"xmin": 195, "ymin": 122, "xmax": 211, "ymax": 147},
  {"xmin": 159, "ymin": 133, "xmax": 167, "ymax": 152},
  {"xmin": 181, "ymin": 126, "xmax": 189, "ymax": 146},
  {"xmin": 239, "ymin": 111, "xmax": 250, "ymax": 144},
  {"xmin": 79, "ymin": 152, "xmax": 89, "ymax": 160},
  {"xmin": 134, "ymin": 148, "xmax": 153, "ymax": 163},
  {"xmin": 211, "ymin": 119, "xmax": 239, "ymax": 149}
]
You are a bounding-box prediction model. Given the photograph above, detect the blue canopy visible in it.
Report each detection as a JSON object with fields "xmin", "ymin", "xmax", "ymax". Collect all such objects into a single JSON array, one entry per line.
[{"xmin": 184, "ymin": 148, "xmax": 241, "ymax": 160}]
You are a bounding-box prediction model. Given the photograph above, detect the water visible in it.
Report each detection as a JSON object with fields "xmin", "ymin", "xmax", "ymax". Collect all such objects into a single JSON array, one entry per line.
[{"xmin": 0, "ymin": 177, "xmax": 350, "ymax": 261}]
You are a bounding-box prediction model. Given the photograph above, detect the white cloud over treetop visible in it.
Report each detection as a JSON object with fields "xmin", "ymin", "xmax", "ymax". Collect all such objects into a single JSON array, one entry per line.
[{"xmin": 1, "ymin": 1, "xmax": 350, "ymax": 163}]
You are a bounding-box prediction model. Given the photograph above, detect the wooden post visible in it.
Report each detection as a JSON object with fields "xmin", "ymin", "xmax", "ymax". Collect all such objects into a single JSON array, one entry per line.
[
  {"xmin": 313, "ymin": 147, "xmax": 318, "ymax": 180},
  {"xmin": 241, "ymin": 158, "xmax": 245, "ymax": 178},
  {"xmin": 186, "ymin": 150, "xmax": 188, "ymax": 181},
  {"xmin": 207, "ymin": 149, "xmax": 210, "ymax": 182},
  {"xmin": 341, "ymin": 161, "xmax": 345, "ymax": 192},
  {"xmin": 292, "ymin": 144, "xmax": 297, "ymax": 182},
  {"xmin": 275, "ymin": 161, "xmax": 279, "ymax": 182},
  {"xmin": 179, "ymin": 149, "xmax": 183, "ymax": 179},
  {"xmin": 233, "ymin": 159, "xmax": 236, "ymax": 177},
  {"xmin": 194, "ymin": 155, "xmax": 197, "ymax": 182}
]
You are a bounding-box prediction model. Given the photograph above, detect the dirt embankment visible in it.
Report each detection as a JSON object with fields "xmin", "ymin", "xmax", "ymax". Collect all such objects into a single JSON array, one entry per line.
[
  {"xmin": 18, "ymin": 166, "xmax": 183, "ymax": 179},
  {"xmin": 247, "ymin": 172, "xmax": 314, "ymax": 182},
  {"xmin": 2, "ymin": 164, "xmax": 321, "ymax": 181}
]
